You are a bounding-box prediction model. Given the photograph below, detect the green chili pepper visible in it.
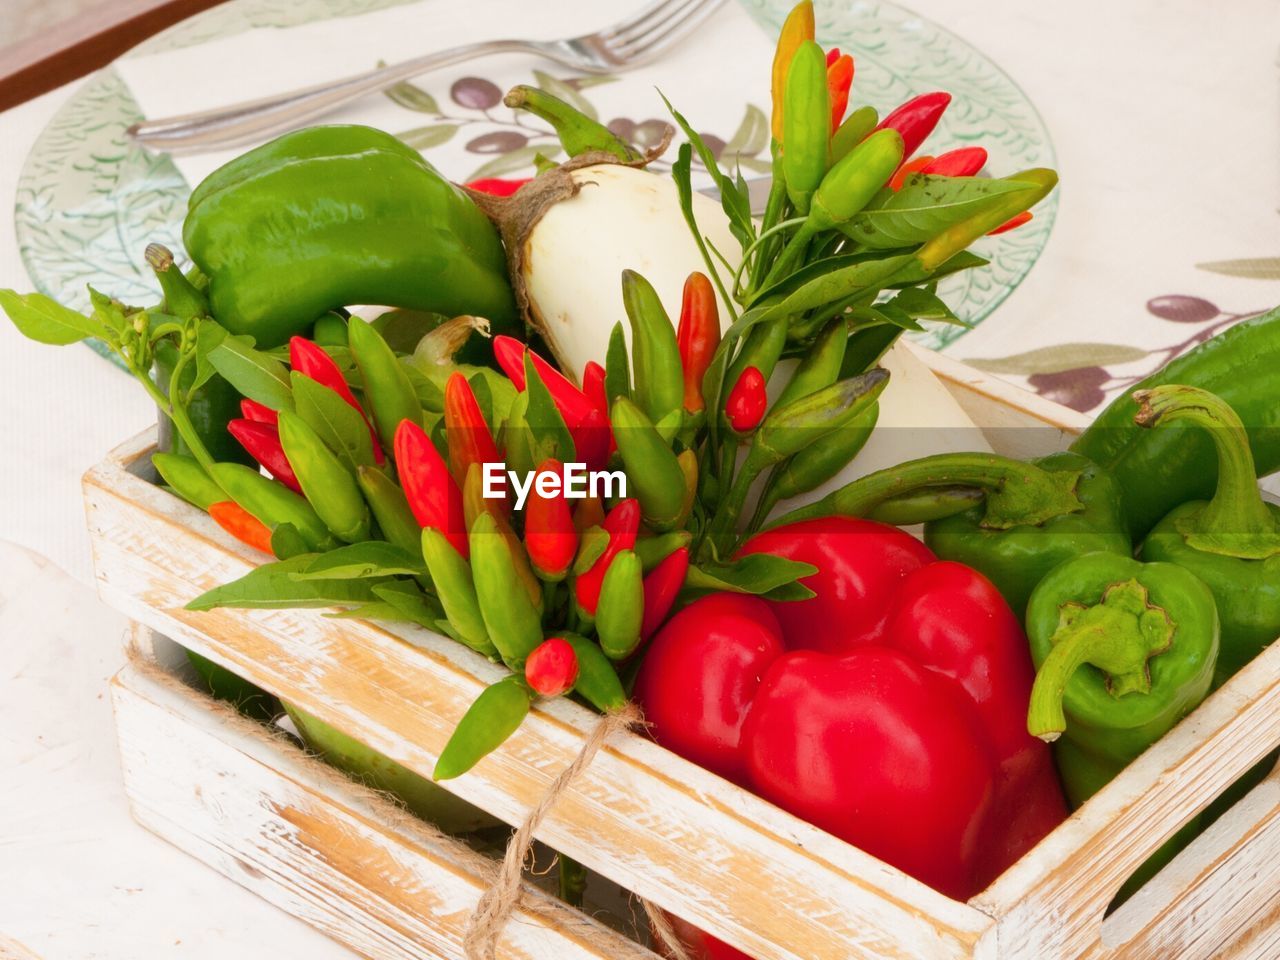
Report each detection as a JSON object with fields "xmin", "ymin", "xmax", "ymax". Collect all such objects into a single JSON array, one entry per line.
[
  {"xmin": 634, "ymin": 530, "xmax": 693, "ymax": 572},
  {"xmin": 312, "ymin": 311, "xmax": 349, "ymax": 347},
  {"xmin": 434, "ymin": 674, "xmax": 532, "ymax": 781},
  {"xmin": 562, "ymin": 634, "xmax": 627, "ymax": 711},
  {"xmin": 349, "ymin": 316, "xmax": 423, "ymax": 449},
  {"xmin": 781, "ymin": 41, "xmax": 830, "ymax": 215},
  {"xmin": 357, "ymin": 466, "xmax": 423, "ymax": 557},
  {"xmin": 183, "ymin": 125, "xmax": 516, "ymax": 347},
  {"xmin": 469, "ymin": 512, "xmax": 543, "ymax": 668},
  {"xmin": 595, "ymin": 550, "xmax": 644, "ymax": 660},
  {"xmin": 208, "ymin": 462, "xmax": 336, "ymax": 551},
  {"xmin": 866, "ymin": 484, "xmax": 984, "ymax": 526},
  {"xmin": 807, "ymin": 129, "xmax": 904, "ymax": 234},
  {"xmin": 421, "ymin": 527, "xmax": 498, "ymax": 658},
  {"xmin": 152, "ymin": 452, "xmax": 225, "ymax": 511},
  {"xmin": 621, "ymin": 270, "xmax": 685, "ymax": 429},
  {"xmin": 773, "ymin": 319, "xmax": 848, "ymax": 409},
  {"xmin": 604, "ymin": 321, "xmax": 631, "ymax": 404},
  {"xmin": 724, "ymin": 319, "xmax": 788, "ymax": 405},
  {"xmin": 1073, "ymin": 305, "xmax": 1280, "ymax": 540},
  {"xmin": 610, "ymin": 398, "xmax": 688, "ymax": 531},
  {"xmin": 504, "ymin": 85, "xmax": 641, "ymax": 162},
  {"xmin": 925, "ymin": 452, "xmax": 1132, "ymax": 620},
  {"xmin": 277, "ymin": 408, "xmax": 371, "ymax": 543},
  {"xmin": 830, "ymin": 104, "xmax": 879, "ymax": 163},
  {"xmin": 1136, "ymin": 385, "xmax": 1280, "ymax": 685},
  {"xmin": 1026, "ymin": 553, "xmax": 1218, "ymax": 806}
]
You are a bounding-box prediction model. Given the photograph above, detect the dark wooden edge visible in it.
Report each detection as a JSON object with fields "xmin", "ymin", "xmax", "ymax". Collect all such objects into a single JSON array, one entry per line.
[{"xmin": 0, "ymin": 0, "xmax": 228, "ymax": 112}]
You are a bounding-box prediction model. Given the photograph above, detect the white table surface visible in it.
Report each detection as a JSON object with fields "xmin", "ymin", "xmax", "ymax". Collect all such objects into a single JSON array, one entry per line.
[{"xmin": 1, "ymin": 0, "xmax": 1278, "ymax": 955}]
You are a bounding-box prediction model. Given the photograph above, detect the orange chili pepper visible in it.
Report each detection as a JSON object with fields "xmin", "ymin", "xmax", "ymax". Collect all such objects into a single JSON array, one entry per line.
[
  {"xmin": 676, "ymin": 271, "xmax": 720, "ymax": 413},
  {"xmin": 889, "ymin": 155, "xmax": 935, "ymax": 191},
  {"xmin": 208, "ymin": 500, "xmax": 274, "ymax": 555},
  {"xmin": 988, "ymin": 211, "xmax": 1033, "ymax": 235},
  {"xmin": 770, "ymin": 1, "xmax": 815, "ymax": 142},
  {"xmin": 826, "ymin": 53, "xmax": 854, "ymax": 132}
]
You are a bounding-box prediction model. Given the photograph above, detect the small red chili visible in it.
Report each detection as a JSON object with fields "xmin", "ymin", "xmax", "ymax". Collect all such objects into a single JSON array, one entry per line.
[
  {"xmin": 677, "ymin": 272, "xmax": 720, "ymax": 414},
  {"xmin": 208, "ymin": 500, "xmax": 275, "ymax": 554},
  {"xmin": 988, "ymin": 211, "xmax": 1033, "ymax": 235},
  {"xmin": 239, "ymin": 398, "xmax": 278, "ymax": 425},
  {"xmin": 227, "ymin": 418, "xmax": 302, "ymax": 493},
  {"xmin": 725, "ymin": 366, "xmax": 768, "ymax": 433},
  {"xmin": 525, "ymin": 637, "xmax": 579, "ymax": 697},
  {"xmin": 923, "ymin": 147, "xmax": 987, "ymax": 177},
  {"xmin": 466, "ymin": 177, "xmax": 533, "ymax": 197}
]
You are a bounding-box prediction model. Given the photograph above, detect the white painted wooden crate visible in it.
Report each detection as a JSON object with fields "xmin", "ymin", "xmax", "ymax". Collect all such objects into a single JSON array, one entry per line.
[{"xmin": 89, "ymin": 351, "xmax": 1280, "ymax": 960}]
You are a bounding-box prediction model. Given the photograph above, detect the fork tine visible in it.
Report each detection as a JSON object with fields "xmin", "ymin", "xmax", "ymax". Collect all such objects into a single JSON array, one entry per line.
[
  {"xmin": 609, "ymin": 0, "xmax": 727, "ymax": 64},
  {"xmin": 598, "ymin": 0, "xmax": 693, "ymax": 44}
]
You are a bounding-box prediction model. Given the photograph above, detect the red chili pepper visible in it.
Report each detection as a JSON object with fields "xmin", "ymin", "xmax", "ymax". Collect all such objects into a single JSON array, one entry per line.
[
  {"xmin": 640, "ymin": 546, "xmax": 689, "ymax": 641},
  {"xmin": 443, "ymin": 372, "xmax": 502, "ymax": 491},
  {"xmin": 493, "ymin": 336, "xmax": 597, "ymax": 427},
  {"xmin": 580, "ymin": 360, "xmax": 617, "ymax": 461},
  {"xmin": 888, "ymin": 154, "xmax": 935, "ymax": 192},
  {"xmin": 876, "ymin": 91, "xmax": 951, "ymax": 159},
  {"xmin": 227, "ymin": 418, "xmax": 302, "ymax": 494},
  {"xmin": 208, "ymin": 500, "xmax": 274, "ymax": 554},
  {"xmin": 988, "ymin": 210, "xmax": 1033, "ymax": 235},
  {"xmin": 825, "ymin": 46, "xmax": 840, "ymax": 67},
  {"xmin": 923, "ymin": 146, "xmax": 987, "ymax": 177},
  {"xmin": 290, "ymin": 335, "xmax": 385, "ymax": 463},
  {"xmin": 394, "ymin": 419, "xmax": 467, "ymax": 557},
  {"xmin": 524, "ymin": 458, "xmax": 578, "ymax": 581},
  {"xmin": 724, "ymin": 366, "xmax": 767, "ymax": 433},
  {"xmin": 574, "ymin": 498, "xmax": 641, "ymax": 617},
  {"xmin": 466, "ymin": 176, "xmax": 533, "ymax": 197},
  {"xmin": 524, "ymin": 637, "xmax": 579, "ymax": 697},
  {"xmin": 826, "ymin": 53, "xmax": 854, "ymax": 131},
  {"xmin": 723, "ymin": 517, "xmax": 1069, "ymax": 894},
  {"xmin": 239, "ymin": 398, "xmax": 278, "ymax": 425},
  {"xmin": 676, "ymin": 272, "xmax": 720, "ymax": 414}
]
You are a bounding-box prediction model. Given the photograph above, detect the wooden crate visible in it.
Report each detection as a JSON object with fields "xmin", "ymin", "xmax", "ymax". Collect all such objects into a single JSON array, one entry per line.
[{"xmin": 88, "ymin": 351, "xmax": 1280, "ymax": 960}]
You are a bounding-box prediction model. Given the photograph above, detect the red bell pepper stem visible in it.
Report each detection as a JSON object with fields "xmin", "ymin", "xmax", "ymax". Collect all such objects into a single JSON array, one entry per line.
[
  {"xmin": 525, "ymin": 637, "xmax": 579, "ymax": 697},
  {"xmin": 239, "ymin": 398, "xmax": 278, "ymax": 425},
  {"xmin": 466, "ymin": 176, "xmax": 532, "ymax": 197},
  {"xmin": 208, "ymin": 500, "xmax": 275, "ymax": 554},
  {"xmin": 988, "ymin": 211, "xmax": 1033, "ymax": 235},
  {"xmin": 889, "ymin": 155, "xmax": 935, "ymax": 192},
  {"xmin": 725, "ymin": 366, "xmax": 768, "ymax": 433},
  {"xmin": 228, "ymin": 418, "xmax": 302, "ymax": 494},
  {"xmin": 640, "ymin": 546, "xmax": 690, "ymax": 640},
  {"xmin": 524, "ymin": 458, "xmax": 578, "ymax": 581},
  {"xmin": 493, "ymin": 335, "xmax": 596, "ymax": 426},
  {"xmin": 290, "ymin": 335, "xmax": 385, "ymax": 463},
  {"xmin": 826, "ymin": 53, "xmax": 854, "ymax": 132},
  {"xmin": 443, "ymin": 372, "xmax": 502, "ymax": 492},
  {"xmin": 676, "ymin": 272, "xmax": 720, "ymax": 413},
  {"xmin": 923, "ymin": 147, "xmax": 987, "ymax": 177},
  {"xmin": 394, "ymin": 419, "xmax": 468, "ymax": 557},
  {"xmin": 574, "ymin": 498, "xmax": 641, "ymax": 617},
  {"xmin": 876, "ymin": 91, "xmax": 951, "ymax": 159}
]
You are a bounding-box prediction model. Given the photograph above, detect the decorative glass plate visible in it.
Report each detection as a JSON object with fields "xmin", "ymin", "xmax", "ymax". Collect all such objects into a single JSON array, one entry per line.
[{"xmin": 14, "ymin": 0, "xmax": 1055, "ymax": 353}]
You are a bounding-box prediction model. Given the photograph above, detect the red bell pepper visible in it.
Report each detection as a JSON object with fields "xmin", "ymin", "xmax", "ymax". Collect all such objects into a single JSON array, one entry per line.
[{"xmin": 638, "ymin": 517, "xmax": 1067, "ymax": 901}]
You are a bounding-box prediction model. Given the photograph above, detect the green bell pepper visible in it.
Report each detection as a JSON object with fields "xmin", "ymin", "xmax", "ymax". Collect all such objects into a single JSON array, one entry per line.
[
  {"xmin": 1136, "ymin": 384, "xmax": 1280, "ymax": 686},
  {"xmin": 183, "ymin": 125, "xmax": 518, "ymax": 347},
  {"xmin": 1025, "ymin": 552, "xmax": 1218, "ymax": 807}
]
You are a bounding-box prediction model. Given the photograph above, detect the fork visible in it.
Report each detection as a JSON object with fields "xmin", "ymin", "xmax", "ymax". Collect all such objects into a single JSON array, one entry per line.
[{"xmin": 127, "ymin": 0, "xmax": 727, "ymax": 155}]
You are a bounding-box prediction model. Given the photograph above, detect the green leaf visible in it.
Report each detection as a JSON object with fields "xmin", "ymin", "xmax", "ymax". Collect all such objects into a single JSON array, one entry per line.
[
  {"xmin": 191, "ymin": 319, "xmax": 229, "ymax": 391},
  {"xmin": 843, "ymin": 175, "xmax": 1036, "ymax": 249},
  {"xmin": 533, "ymin": 69, "xmax": 597, "ymax": 121},
  {"xmin": 87, "ymin": 287, "xmax": 129, "ymax": 335},
  {"xmin": 396, "ymin": 124, "xmax": 460, "ymax": 150},
  {"xmin": 886, "ymin": 287, "xmax": 962, "ymax": 326},
  {"xmin": 885, "ymin": 251, "xmax": 988, "ymax": 289},
  {"xmin": 661, "ymin": 92, "xmax": 754, "ymax": 249},
  {"xmin": 292, "ymin": 541, "xmax": 425, "ymax": 580},
  {"xmin": 966, "ymin": 343, "xmax": 1151, "ymax": 376},
  {"xmin": 0, "ymin": 290, "xmax": 107, "ymax": 345},
  {"xmin": 684, "ymin": 554, "xmax": 818, "ymax": 599},
  {"xmin": 1196, "ymin": 257, "xmax": 1280, "ymax": 280},
  {"xmin": 604, "ymin": 321, "xmax": 631, "ymax": 403},
  {"xmin": 757, "ymin": 254, "xmax": 916, "ymax": 325},
  {"xmin": 468, "ymin": 144, "xmax": 559, "ymax": 182},
  {"xmin": 208, "ymin": 335, "xmax": 293, "ymax": 410},
  {"xmin": 372, "ymin": 581, "xmax": 445, "ymax": 629},
  {"xmin": 186, "ymin": 556, "xmax": 379, "ymax": 610},
  {"xmin": 291, "ymin": 373, "xmax": 375, "ymax": 470},
  {"xmin": 325, "ymin": 601, "xmax": 422, "ymax": 623},
  {"xmin": 524, "ymin": 354, "xmax": 575, "ymax": 463}
]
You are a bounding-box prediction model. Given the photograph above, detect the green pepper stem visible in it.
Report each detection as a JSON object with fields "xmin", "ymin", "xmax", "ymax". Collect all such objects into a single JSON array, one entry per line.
[
  {"xmin": 769, "ymin": 452, "xmax": 1085, "ymax": 529},
  {"xmin": 1134, "ymin": 385, "xmax": 1280, "ymax": 559},
  {"xmin": 732, "ymin": 216, "xmax": 809, "ymax": 300},
  {"xmin": 133, "ymin": 347, "xmax": 218, "ymax": 477},
  {"xmin": 1026, "ymin": 578, "xmax": 1176, "ymax": 741}
]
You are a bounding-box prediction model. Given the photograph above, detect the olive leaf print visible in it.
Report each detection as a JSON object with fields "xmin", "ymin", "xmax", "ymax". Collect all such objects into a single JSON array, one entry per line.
[{"xmin": 1196, "ymin": 258, "xmax": 1280, "ymax": 280}]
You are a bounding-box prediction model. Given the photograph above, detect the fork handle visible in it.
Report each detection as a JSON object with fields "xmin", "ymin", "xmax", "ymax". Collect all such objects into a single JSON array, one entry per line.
[{"xmin": 127, "ymin": 38, "xmax": 537, "ymax": 155}]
